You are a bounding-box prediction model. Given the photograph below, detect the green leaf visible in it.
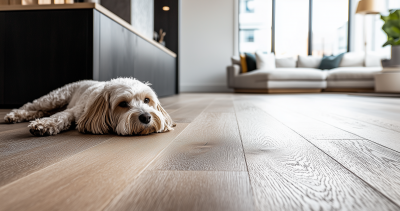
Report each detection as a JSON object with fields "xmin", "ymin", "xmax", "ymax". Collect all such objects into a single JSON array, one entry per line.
[
  {"xmin": 392, "ymin": 26, "xmax": 400, "ymax": 34},
  {"xmin": 383, "ymin": 40, "xmax": 395, "ymax": 47},
  {"xmin": 381, "ymin": 9, "xmax": 400, "ymax": 46},
  {"xmin": 381, "ymin": 15, "xmax": 390, "ymax": 22}
]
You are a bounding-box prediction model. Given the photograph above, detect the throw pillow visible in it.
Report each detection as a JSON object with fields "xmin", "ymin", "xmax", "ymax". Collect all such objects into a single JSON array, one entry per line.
[
  {"xmin": 240, "ymin": 54, "xmax": 248, "ymax": 73},
  {"xmin": 339, "ymin": 52, "xmax": 364, "ymax": 67},
  {"xmin": 318, "ymin": 53, "xmax": 345, "ymax": 70},
  {"xmin": 365, "ymin": 52, "xmax": 382, "ymax": 67},
  {"xmin": 231, "ymin": 56, "xmax": 241, "ymax": 66},
  {"xmin": 245, "ymin": 53, "xmax": 257, "ymax": 72},
  {"xmin": 297, "ymin": 55, "xmax": 322, "ymax": 68},
  {"xmin": 255, "ymin": 52, "xmax": 276, "ymax": 70},
  {"xmin": 275, "ymin": 57, "xmax": 296, "ymax": 68}
]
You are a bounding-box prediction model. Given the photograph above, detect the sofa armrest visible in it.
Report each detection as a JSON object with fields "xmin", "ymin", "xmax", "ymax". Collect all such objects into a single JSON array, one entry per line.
[{"xmin": 227, "ymin": 64, "xmax": 241, "ymax": 88}]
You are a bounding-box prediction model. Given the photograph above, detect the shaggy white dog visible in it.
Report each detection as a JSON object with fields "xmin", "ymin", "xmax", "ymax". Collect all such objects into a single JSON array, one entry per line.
[{"xmin": 4, "ymin": 78, "xmax": 175, "ymax": 136}]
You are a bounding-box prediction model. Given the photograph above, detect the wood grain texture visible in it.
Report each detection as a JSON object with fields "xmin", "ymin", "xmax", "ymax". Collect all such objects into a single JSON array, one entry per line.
[
  {"xmin": 0, "ymin": 129, "xmax": 113, "ymax": 187},
  {"xmin": 233, "ymin": 101, "xmax": 399, "ymax": 211},
  {"xmin": 235, "ymin": 88, "xmax": 322, "ymax": 93},
  {"xmin": 203, "ymin": 99, "xmax": 234, "ymax": 113},
  {"xmin": 0, "ymin": 124, "xmax": 188, "ymax": 211},
  {"xmin": 260, "ymin": 97, "xmax": 400, "ymax": 152},
  {"xmin": 148, "ymin": 112, "xmax": 247, "ymax": 171},
  {"xmin": 250, "ymin": 101, "xmax": 362, "ymax": 140},
  {"xmin": 168, "ymin": 100, "xmax": 213, "ymax": 123},
  {"xmin": 104, "ymin": 171, "xmax": 255, "ymax": 211},
  {"xmin": 310, "ymin": 139, "xmax": 400, "ymax": 206}
]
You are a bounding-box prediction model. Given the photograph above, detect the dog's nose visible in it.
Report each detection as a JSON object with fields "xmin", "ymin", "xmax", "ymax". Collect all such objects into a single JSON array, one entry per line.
[{"xmin": 139, "ymin": 113, "xmax": 151, "ymax": 124}]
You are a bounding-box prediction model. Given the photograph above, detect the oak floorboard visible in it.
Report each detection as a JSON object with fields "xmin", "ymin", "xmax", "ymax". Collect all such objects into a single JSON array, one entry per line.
[
  {"xmin": 233, "ymin": 101, "xmax": 399, "ymax": 211},
  {"xmin": 310, "ymin": 139, "xmax": 400, "ymax": 206},
  {"xmin": 168, "ymin": 101, "xmax": 214, "ymax": 123},
  {"xmin": 0, "ymin": 129, "xmax": 113, "ymax": 187},
  {"xmin": 148, "ymin": 112, "xmax": 247, "ymax": 171},
  {"xmin": 250, "ymin": 101, "xmax": 361, "ymax": 140},
  {"xmin": 104, "ymin": 171, "xmax": 255, "ymax": 211},
  {"xmin": 260, "ymin": 99, "xmax": 400, "ymax": 152},
  {"xmin": 203, "ymin": 99, "xmax": 235, "ymax": 113},
  {"xmin": 0, "ymin": 110, "xmax": 31, "ymax": 132},
  {"xmin": 0, "ymin": 124, "xmax": 189, "ymax": 211}
]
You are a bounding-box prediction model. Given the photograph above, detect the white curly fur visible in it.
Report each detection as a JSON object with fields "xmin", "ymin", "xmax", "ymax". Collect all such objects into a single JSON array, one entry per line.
[{"xmin": 4, "ymin": 78, "xmax": 175, "ymax": 136}]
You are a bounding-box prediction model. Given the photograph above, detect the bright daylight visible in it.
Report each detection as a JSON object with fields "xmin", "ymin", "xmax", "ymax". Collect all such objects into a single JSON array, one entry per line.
[{"xmin": 1, "ymin": 0, "xmax": 400, "ymax": 210}]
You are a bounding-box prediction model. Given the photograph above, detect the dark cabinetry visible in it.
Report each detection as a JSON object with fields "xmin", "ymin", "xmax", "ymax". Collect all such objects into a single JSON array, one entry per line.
[{"xmin": 0, "ymin": 9, "xmax": 176, "ymax": 107}]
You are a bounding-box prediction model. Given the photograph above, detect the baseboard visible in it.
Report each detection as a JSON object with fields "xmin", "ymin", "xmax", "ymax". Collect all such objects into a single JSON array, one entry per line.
[
  {"xmin": 180, "ymin": 85, "xmax": 234, "ymax": 93},
  {"xmin": 323, "ymin": 88, "xmax": 375, "ymax": 93},
  {"xmin": 234, "ymin": 89, "xmax": 322, "ymax": 93}
]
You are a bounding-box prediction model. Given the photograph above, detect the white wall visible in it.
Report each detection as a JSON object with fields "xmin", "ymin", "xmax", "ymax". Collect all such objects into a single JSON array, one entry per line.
[{"xmin": 180, "ymin": 0, "xmax": 236, "ymax": 92}]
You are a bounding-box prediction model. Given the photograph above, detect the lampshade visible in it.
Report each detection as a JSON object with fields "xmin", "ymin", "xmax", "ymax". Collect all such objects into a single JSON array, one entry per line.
[{"xmin": 356, "ymin": 0, "xmax": 386, "ymax": 14}]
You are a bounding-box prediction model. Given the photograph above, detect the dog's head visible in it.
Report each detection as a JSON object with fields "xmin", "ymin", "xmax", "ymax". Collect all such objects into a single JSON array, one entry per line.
[{"xmin": 77, "ymin": 78, "xmax": 175, "ymax": 135}]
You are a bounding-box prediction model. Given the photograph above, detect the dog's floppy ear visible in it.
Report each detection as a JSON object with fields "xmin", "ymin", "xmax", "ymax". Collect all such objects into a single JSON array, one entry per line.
[
  {"xmin": 157, "ymin": 102, "xmax": 176, "ymax": 132},
  {"xmin": 77, "ymin": 91, "xmax": 111, "ymax": 134}
]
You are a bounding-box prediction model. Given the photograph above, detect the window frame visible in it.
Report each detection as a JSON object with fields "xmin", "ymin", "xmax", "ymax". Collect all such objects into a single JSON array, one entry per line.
[{"xmin": 238, "ymin": 0, "xmax": 351, "ymax": 55}]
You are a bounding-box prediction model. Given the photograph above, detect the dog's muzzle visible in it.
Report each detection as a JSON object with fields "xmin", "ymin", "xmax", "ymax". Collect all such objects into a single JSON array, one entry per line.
[{"xmin": 139, "ymin": 112, "xmax": 151, "ymax": 124}]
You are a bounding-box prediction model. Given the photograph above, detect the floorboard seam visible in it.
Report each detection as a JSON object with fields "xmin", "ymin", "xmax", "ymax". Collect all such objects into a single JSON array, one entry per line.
[
  {"xmin": 0, "ymin": 135, "xmax": 115, "ymax": 191},
  {"xmin": 232, "ymin": 101, "xmax": 257, "ymax": 210},
  {"xmin": 260, "ymin": 105, "xmax": 400, "ymax": 209},
  {"xmin": 98, "ymin": 123, "xmax": 195, "ymax": 211},
  {"xmin": 266, "ymin": 101, "xmax": 400, "ymax": 154}
]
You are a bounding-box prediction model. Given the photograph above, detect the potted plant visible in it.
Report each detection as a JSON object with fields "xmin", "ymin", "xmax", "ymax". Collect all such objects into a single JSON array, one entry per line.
[{"xmin": 381, "ymin": 9, "xmax": 400, "ymax": 67}]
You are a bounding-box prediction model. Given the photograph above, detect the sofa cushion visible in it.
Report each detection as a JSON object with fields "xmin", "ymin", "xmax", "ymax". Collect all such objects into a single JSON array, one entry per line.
[
  {"xmin": 318, "ymin": 53, "xmax": 345, "ymax": 70},
  {"xmin": 236, "ymin": 68, "xmax": 326, "ymax": 82},
  {"xmin": 339, "ymin": 52, "xmax": 364, "ymax": 67},
  {"xmin": 231, "ymin": 56, "xmax": 241, "ymax": 66},
  {"xmin": 240, "ymin": 54, "xmax": 248, "ymax": 73},
  {"xmin": 297, "ymin": 55, "xmax": 322, "ymax": 68},
  {"xmin": 256, "ymin": 52, "xmax": 276, "ymax": 70},
  {"xmin": 245, "ymin": 53, "xmax": 257, "ymax": 72},
  {"xmin": 276, "ymin": 57, "xmax": 296, "ymax": 68},
  {"xmin": 326, "ymin": 67, "xmax": 382, "ymax": 81},
  {"xmin": 267, "ymin": 68, "xmax": 327, "ymax": 80},
  {"xmin": 365, "ymin": 52, "xmax": 382, "ymax": 67}
]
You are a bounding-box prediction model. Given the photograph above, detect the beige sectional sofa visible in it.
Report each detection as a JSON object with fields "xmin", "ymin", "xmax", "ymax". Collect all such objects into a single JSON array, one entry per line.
[{"xmin": 227, "ymin": 52, "xmax": 382, "ymax": 93}]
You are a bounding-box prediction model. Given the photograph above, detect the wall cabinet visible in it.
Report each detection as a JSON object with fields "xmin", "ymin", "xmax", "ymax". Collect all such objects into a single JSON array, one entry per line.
[{"xmin": 0, "ymin": 6, "xmax": 176, "ymax": 107}]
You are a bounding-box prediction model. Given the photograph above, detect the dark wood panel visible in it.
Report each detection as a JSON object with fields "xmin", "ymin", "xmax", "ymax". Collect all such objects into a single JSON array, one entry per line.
[
  {"xmin": 0, "ymin": 13, "xmax": 4, "ymax": 104},
  {"xmin": 98, "ymin": 13, "xmax": 135, "ymax": 81},
  {"xmin": 154, "ymin": 0, "xmax": 179, "ymax": 94},
  {"xmin": 100, "ymin": 0, "xmax": 131, "ymax": 24},
  {"xmin": 134, "ymin": 36, "xmax": 159, "ymax": 92},
  {"xmin": 93, "ymin": 10, "xmax": 100, "ymax": 80},
  {"xmin": 3, "ymin": 9, "xmax": 93, "ymax": 106}
]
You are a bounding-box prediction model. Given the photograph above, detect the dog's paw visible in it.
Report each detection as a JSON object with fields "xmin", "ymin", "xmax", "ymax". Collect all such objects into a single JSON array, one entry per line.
[
  {"xmin": 29, "ymin": 118, "xmax": 60, "ymax": 136},
  {"xmin": 4, "ymin": 111, "xmax": 22, "ymax": 123}
]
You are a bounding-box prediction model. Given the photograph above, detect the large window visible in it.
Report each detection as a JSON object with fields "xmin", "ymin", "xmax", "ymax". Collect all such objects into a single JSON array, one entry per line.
[
  {"xmin": 239, "ymin": 0, "xmax": 349, "ymax": 58},
  {"xmin": 239, "ymin": 0, "xmax": 272, "ymax": 53},
  {"xmin": 275, "ymin": 0, "xmax": 309, "ymax": 58},
  {"xmin": 312, "ymin": 0, "xmax": 349, "ymax": 56}
]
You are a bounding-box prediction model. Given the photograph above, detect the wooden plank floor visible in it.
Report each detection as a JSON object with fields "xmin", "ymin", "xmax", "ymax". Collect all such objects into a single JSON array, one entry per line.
[{"xmin": 1, "ymin": 93, "xmax": 400, "ymax": 211}]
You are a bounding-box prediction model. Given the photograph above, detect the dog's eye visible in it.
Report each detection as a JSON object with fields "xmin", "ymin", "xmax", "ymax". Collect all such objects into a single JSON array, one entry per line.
[
  {"xmin": 144, "ymin": 98, "xmax": 150, "ymax": 104},
  {"xmin": 119, "ymin": 101, "xmax": 129, "ymax": 107}
]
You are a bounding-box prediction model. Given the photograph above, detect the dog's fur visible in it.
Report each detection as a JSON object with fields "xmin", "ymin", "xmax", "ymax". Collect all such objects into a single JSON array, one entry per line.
[{"xmin": 4, "ymin": 78, "xmax": 175, "ymax": 136}]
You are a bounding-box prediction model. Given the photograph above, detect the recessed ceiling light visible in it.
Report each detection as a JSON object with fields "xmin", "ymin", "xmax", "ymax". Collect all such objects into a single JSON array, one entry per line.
[{"xmin": 163, "ymin": 6, "xmax": 170, "ymax": 11}]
